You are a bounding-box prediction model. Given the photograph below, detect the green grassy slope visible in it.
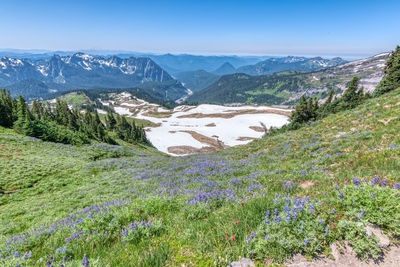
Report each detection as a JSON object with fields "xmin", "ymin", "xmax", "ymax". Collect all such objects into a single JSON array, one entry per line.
[{"xmin": 1, "ymin": 89, "xmax": 400, "ymax": 266}]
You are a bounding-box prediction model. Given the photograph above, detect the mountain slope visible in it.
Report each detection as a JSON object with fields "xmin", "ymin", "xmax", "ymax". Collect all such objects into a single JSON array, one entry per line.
[
  {"xmin": 1, "ymin": 53, "xmax": 187, "ymax": 101},
  {"xmin": 189, "ymin": 53, "xmax": 389, "ymax": 105},
  {"xmin": 174, "ymin": 69, "xmax": 219, "ymax": 92},
  {"xmin": 212, "ymin": 62, "xmax": 236, "ymax": 75},
  {"xmin": 148, "ymin": 54, "xmax": 266, "ymax": 74},
  {"xmin": 237, "ymin": 56, "xmax": 347, "ymax": 76},
  {"xmin": 1, "ymin": 87, "xmax": 399, "ymax": 266}
]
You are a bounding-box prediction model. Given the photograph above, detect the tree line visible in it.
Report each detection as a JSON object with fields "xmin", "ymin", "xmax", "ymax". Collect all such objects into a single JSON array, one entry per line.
[{"xmin": 0, "ymin": 92, "xmax": 150, "ymax": 146}]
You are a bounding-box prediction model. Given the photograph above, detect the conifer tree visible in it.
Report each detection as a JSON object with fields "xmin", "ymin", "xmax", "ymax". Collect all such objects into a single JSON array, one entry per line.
[
  {"xmin": 374, "ymin": 45, "xmax": 400, "ymax": 96},
  {"xmin": 105, "ymin": 110, "xmax": 116, "ymax": 130}
]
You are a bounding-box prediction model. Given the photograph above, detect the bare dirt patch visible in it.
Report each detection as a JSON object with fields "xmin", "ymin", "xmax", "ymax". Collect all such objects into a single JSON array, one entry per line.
[
  {"xmin": 300, "ymin": 181, "xmax": 315, "ymax": 189},
  {"xmin": 142, "ymin": 111, "xmax": 172, "ymax": 118},
  {"xmin": 176, "ymin": 109, "xmax": 291, "ymax": 119},
  {"xmin": 179, "ymin": 130, "xmax": 226, "ymax": 149},
  {"xmin": 236, "ymin": 136, "xmax": 256, "ymax": 141},
  {"xmin": 378, "ymin": 117, "xmax": 397, "ymax": 126},
  {"xmin": 205, "ymin": 123, "xmax": 216, "ymax": 127},
  {"xmin": 167, "ymin": 145, "xmax": 216, "ymax": 155},
  {"xmin": 249, "ymin": 126, "xmax": 265, "ymax": 133},
  {"xmin": 287, "ymin": 243, "xmax": 400, "ymax": 267}
]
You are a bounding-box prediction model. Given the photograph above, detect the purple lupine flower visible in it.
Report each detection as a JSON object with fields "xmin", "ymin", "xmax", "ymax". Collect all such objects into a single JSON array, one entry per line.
[
  {"xmin": 359, "ymin": 209, "xmax": 366, "ymax": 217},
  {"xmin": 339, "ymin": 192, "xmax": 344, "ymax": 199},
  {"xmin": 265, "ymin": 234, "xmax": 269, "ymax": 240},
  {"xmin": 304, "ymin": 239, "xmax": 309, "ymax": 245},
  {"xmin": 266, "ymin": 210, "xmax": 270, "ymax": 217},
  {"xmin": 82, "ymin": 254, "xmax": 89, "ymax": 266},
  {"xmin": 353, "ymin": 177, "xmax": 361, "ymax": 185}
]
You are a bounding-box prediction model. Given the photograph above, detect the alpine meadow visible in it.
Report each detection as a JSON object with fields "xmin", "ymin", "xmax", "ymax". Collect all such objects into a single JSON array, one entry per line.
[{"xmin": 1, "ymin": 1, "xmax": 400, "ymax": 266}]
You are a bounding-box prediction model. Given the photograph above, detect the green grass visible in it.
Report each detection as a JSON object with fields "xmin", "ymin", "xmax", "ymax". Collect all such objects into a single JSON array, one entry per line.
[{"xmin": 1, "ymin": 89, "xmax": 400, "ymax": 266}]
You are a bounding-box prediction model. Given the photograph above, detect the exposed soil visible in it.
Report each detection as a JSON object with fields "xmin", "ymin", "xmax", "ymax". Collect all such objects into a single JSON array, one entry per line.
[
  {"xmin": 236, "ymin": 136, "xmax": 256, "ymax": 141},
  {"xmin": 299, "ymin": 181, "xmax": 315, "ymax": 189},
  {"xmin": 205, "ymin": 123, "xmax": 216, "ymax": 127},
  {"xmin": 179, "ymin": 130, "xmax": 226, "ymax": 149},
  {"xmin": 249, "ymin": 126, "xmax": 266, "ymax": 133},
  {"xmin": 141, "ymin": 111, "xmax": 172, "ymax": 118},
  {"xmin": 176, "ymin": 109, "xmax": 291, "ymax": 119},
  {"xmin": 287, "ymin": 244, "xmax": 400, "ymax": 267},
  {"xmin": 167, "ymin": 145, "xmax": 216, "ymax": 155},
  {"xmin": 378, "ymin": 117, "xmax": 397, "ymax": 126}
]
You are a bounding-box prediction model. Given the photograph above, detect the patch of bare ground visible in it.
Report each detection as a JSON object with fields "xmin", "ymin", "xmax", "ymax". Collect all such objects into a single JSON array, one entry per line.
[
  {"xmin": 287, "ymin": 244, "xmax": 400, "ymax": 267},
  {"xmin": 384, "ymin": 102, "xmax": 400, "ymax": 108},
  {"xmin": 378, "ymin": 117, "xmax": 397, "ymax": 126},
  {"xmin": 236, "ymin": 136, "xmax": 256, "ymax": 141},
  {"xmin": 142, "ymin": 111, "xmax": 172, "ymax": 118},
  {"xmin": 179, "ymin": 130, "xmax": 226, "ymax": 149},
  {"xmin": 205, "ymin": 123, "xmax": 216, "ymax": 127},
  {"xmin": 176, "ymin": 109, "xmax": 291, "ymax": 119},
  {"xmin": 299, "ymin": 181, "xmax": 315, "ymax": 189},
  {"xmin": 249, "ymin": 126, "xmax": 265, "ymax": 133},
  {"xmin": 167, "ymin": 145, "xmax": 216, "ymax": 155}
]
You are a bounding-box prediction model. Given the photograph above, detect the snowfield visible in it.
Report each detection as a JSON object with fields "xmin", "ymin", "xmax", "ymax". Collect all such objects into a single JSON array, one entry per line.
[{"xmin": 105, "ymin": 93, "xmax": 291, "ymax": 156}]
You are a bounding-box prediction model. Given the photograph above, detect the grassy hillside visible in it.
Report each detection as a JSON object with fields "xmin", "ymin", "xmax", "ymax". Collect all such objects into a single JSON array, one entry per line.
[
  {"xmin": 189, "ymin": 53, "xmax": 388, "ymax": 105},
  {"xmin": 1, "ymin": 88, "xmax": 400, "ymax": 266}
]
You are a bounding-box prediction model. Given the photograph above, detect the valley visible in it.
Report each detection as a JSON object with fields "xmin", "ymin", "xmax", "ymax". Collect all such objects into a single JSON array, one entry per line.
[{"xmin": 98, "ymin": 92, "xmax": 291, "ymax": 155}]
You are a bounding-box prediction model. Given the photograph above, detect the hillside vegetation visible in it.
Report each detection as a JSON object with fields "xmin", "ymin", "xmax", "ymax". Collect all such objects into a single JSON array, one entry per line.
[
  {"xmin": 0, "ymin": 47, "xmax": 399, "ymax": 266},
  {"xmin": 1, "ymin": 90, "xmax": 400, "ymax": 266}
]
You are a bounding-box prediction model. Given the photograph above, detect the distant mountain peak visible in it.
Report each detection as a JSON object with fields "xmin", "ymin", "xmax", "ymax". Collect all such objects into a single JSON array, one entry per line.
[
  {"xmin": 212, "ymin": 62, "xmax": 236, "ymax": 75},
  {"xmin": 0, "ymin": 53, "xmax": 188, "ymax": 101}
]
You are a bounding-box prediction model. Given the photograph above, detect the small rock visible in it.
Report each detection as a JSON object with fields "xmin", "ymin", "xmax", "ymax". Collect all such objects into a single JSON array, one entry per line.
[
  {"xmin": 330, "ymin": 243, "xmax": 340, "ymax": 261},
  {"xmin": 365, "ymin": 225, "xmax": 390, "ymax": 247},
  {"xmin": 334, "ymin": 132, "xmax": 347, "ymax": 138},
  {"xmin": 229, "ymin": 258, "xmax": 255, "ymax": 267}
]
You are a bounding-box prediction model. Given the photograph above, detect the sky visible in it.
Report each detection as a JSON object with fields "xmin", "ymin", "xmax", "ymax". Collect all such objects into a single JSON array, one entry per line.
[{"xmin": 0, "ymin": 0, "xmax": 399, "ymax": 58}]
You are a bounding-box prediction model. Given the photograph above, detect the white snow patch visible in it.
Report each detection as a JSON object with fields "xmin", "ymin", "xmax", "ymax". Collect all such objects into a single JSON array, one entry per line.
[{"xmin": 114, "ymin": 107, "xmax": 132, "ymax": 116}]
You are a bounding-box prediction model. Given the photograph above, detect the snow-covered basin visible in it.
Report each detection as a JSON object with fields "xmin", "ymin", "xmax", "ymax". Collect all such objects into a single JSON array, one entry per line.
[{"xmin": 131, "ymin": 103, "xmax": 291, "ymax": 155}]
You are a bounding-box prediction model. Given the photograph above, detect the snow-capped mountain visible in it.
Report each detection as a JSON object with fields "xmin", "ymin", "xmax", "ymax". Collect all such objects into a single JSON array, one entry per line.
[
  {"xmin": 0, "ymin": 53, "xmax": 188, "ymax": 100},
  {"xmin": 236, "ymin": 56, "xmax": 347, "ymax": 76}
]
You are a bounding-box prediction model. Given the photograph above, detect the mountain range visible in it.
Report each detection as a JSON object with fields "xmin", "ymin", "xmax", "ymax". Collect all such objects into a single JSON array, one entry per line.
[
  {"xmin": 0, "ymin": 53, "xmax": 187, "ymax": 100},
  {"xmin": 236, "ymin": 56, "xmax": 347, "ymax": 76},
  {"xmin": 0, "ymin": 51, "xmax": 388, "ymax": 106},
  {"xmin": 173, "ymin": 56, "xmax": 347, "ymax": 92},
  {"xmin": 188, "ymin": 53, "xmax": 389, "ymax": 105}
]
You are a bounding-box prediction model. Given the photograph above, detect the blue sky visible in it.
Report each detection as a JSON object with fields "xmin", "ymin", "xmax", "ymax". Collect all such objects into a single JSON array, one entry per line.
[{"xmin": 0, "ymin": 0, "xmax": 399, "ymax": 57}]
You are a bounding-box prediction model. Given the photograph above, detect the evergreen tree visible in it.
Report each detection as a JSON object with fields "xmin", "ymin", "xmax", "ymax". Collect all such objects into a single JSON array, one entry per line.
[
  {"xmin": 374, "ymin": 46, "xmax": 400, "ymax": 96},
  {"xmin": 291, "ymin": 95, "xmax": 319, "ymax": 125},
  {"xmin": 13, "ymin": 95, "xmax": 29, "ymax": 132},
  {"xmin": 337, "ymin": 77, "xmax": 364, "ymax": 110},
  {"xmin": 105, "ymin": 111, "xmax": 116, "ymax": 130}
]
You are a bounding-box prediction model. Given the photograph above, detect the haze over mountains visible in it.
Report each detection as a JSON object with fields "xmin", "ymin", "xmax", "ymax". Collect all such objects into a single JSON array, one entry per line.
[{"xmin": 0, "ymin": 50, "xmax": 388, "ymax": 106}]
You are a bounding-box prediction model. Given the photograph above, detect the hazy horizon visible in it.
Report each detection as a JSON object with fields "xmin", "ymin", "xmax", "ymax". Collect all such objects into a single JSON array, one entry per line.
[
  {"xmin": 0, "ymin": 0, "xmax": 399, "ymax": 60},
  {"xmin": 0, "ymin": 47, "xmax": 389, "ymax": 60}
]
